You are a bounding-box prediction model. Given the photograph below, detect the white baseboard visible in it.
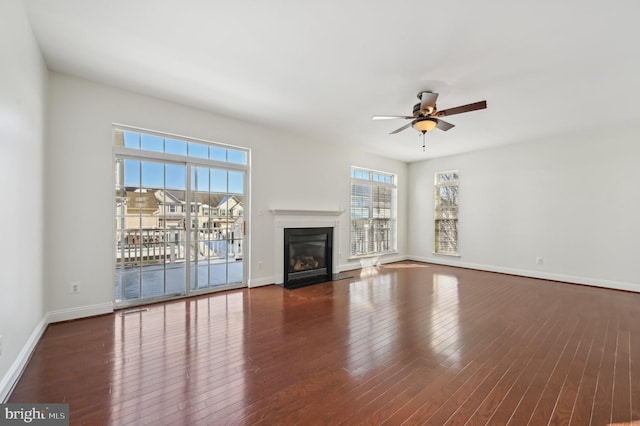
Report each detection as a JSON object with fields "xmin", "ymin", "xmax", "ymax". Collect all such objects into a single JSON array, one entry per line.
[
  {"xmin": 248, "ymin": 276, "xmax": 275, "ymax": 288},
  {"xmin": 0, "ymin": 316, "xmax": 48, "ymax": 403},
  {"xmin": 408, "ymin": 255, "xmax": 640, "ymax": 293},
  {"xmin": 46, "ymin": 302, "xmax": 114, "ymax": 324}
]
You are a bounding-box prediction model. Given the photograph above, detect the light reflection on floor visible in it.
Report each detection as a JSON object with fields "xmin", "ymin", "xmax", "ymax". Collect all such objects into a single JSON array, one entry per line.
[
  {"xmin": 346, "ymin": 271, "xmax": 395, "ymax": 377},
  {"xmin": 345, "ymin": 266, "xmax": 462, "ymax": 377},
  {"xmin": 430, "ymin": 273, "xmax": 461, "ymax": 367},
  {"xmin": 111, "ymin": 291, "xmax": 247, "ymax": 423}
]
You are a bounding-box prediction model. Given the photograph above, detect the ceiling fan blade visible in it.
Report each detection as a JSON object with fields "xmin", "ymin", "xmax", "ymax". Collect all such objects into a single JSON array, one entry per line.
[
  {"xmin": 420, "ymin": 92, "xmax": 439, "ymax": 111},
  {"xmin": 437, "ymin": 100, "xmax": 487, "ymax": 117},
  {"xmin": 436, "ymin": 119, "xmax": 455, "ymax": 131},
  {"xmin": 372, "ymin": 115, "xmax": 412, "ymax": 120},
  {"xmin": 389, "ymin": 122, "xmax": 413, "ymax": 134}
]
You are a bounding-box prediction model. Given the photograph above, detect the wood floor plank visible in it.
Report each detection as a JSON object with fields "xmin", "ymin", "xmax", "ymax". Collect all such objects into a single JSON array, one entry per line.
[
  {"xmin": 547, "ymin": 318, "xmax": 596, "ymax": 425},
  {"xmin": 462, "ymin": 317, "xmax": 559, "ymax": 425},
  {"xmin": 415, "ymin": 324, "xmax": 533, "ymax": 424},
  {"xmin": 505, "ymin": 318, "xmax": 582, "ymax": 425},
  {"xmin": 631, "ymin": 310, "xmax": 640, "ymax": 422},
  {"xmin": 590, "ymin": 317, "xmax": 619, "ymax": 426},
  {"xmin": 567, "ymin": 318, "xmax": 610, "ymax": 425},
  {"xmin": 525, "ymin": 317, "xmax": 589, "ymax": 425},
  {"xmin": 611, "ymin": 323, "xmax": 632, "ymax": 425},
  {"xmin": 7, "ymin": 261, "xmax": 640, "ymax": 425}
]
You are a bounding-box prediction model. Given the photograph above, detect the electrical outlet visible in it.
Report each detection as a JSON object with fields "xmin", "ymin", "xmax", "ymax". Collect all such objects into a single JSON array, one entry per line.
[
  {"xmin": 70, "ymin": 281, "xmax": 81, "ymax": 294},
  {"xmin": 536, "ymin": 257, "xmax": 544, "ymax": 265},
  {"xmin": 258, "ymin": 261, "xmax": 263, "ymax": 270},
  {"xmin": 0, "ymin": 335, "xmax": 3, "ymax": 356}
]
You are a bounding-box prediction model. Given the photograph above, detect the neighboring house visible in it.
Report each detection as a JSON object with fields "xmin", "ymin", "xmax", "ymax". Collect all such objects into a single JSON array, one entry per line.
[
  {"xmin": 216, "ymin": 195, "xmax": 243, "ymax": 219},
  {"xmin": 117, "ymin": 188, "xmax": 244, "ymax": 248},
  {"xmin": 117, "ymin": 189, "xmax": 160, "ymax": 244},
  {"xmin": 155, "ymin": 190, "xmax": 184, "ymax": 230}
]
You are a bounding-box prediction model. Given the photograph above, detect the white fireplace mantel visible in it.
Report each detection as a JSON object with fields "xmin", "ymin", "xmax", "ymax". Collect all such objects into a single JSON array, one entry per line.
[
  {"xmin": 270, "ymin": 209, "xmax": 344, "ymax": 217},
  {"xmin": 272, "ymin": 209, "xmax": 345, "ymax": 284}
]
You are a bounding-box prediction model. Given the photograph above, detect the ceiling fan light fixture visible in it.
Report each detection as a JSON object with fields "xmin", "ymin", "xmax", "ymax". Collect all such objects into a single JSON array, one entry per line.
[{"xmin": 413, "ymin": 117, "xmax": 437, "ymax": 133}]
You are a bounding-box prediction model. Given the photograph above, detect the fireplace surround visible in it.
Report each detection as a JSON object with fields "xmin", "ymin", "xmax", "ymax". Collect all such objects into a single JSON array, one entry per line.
[
  {"xmin": 271, "ymin": 209, "xmax": 343, "ymax": 288},
  {"xmin": 283, "ymin": 227, "xmax": 333, "ymax": 289}
]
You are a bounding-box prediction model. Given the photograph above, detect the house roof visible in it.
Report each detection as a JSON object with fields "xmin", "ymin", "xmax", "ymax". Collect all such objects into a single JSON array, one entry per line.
[
  {"xmin": 163, "ymin": 190, "xmax": 244, "ymax": 208},
  {"xmin": 217, "ymin": 195, "xmax": 241, "ymax": 209},
  {"xmin": 154, "ymin": 190, "xmax": 182, "ymax": 204},
  {"xmin": 125, "ymin": 191, "xmax": 159, "ymax": 213},
  {"xmin": 23, "ymin": 0, "xmax": 640, "ymax": 162}
]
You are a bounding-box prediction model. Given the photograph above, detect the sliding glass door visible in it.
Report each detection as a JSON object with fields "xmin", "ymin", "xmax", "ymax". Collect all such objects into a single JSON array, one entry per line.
[{"xmin": 113, "ymin": 126, "xmax": 248, "ymax": 307}]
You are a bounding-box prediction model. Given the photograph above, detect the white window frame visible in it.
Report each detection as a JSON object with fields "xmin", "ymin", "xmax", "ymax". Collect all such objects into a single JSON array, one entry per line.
[
  {"xmin": 434, "ymin": 170, "xmax": 459, "ymax": 256},
  {"xmin": 350, "ymin": 166, "xmax": 397, "ymax": 258}
]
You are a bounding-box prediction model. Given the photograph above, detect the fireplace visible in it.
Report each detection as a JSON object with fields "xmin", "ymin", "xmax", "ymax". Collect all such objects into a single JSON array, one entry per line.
[{"xmin": 283, "ymin": 227, "xmax": 333, "ymax": 289}]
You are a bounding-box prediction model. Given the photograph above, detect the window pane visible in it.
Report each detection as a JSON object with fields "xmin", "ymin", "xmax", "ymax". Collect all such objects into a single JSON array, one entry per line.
[
  {"xmin": 210, "ymin": 146, "xmax": 226, "ymax": 162},
  {"xmin": 228, "ymin": 171, "xmax": 243, "ymax": 194},
  {"xmin": 165, "ymin": 138, "xmax": 187, "ymax": 156},
  {"xmin": 436, "ymin": 171, "xmax": 458, "ymax": 184},
  {"xmin": 228, "ymin": 149, "xmax": 247, "ymax": 165},
  {"xmin": 166, "ymin": 164, "xmax": 185, "ymax": 190},
  {"xmin": 123, "ymin": 159, "xmax": 140, "ymax": 187},
  {"xmin": 194, "ymin": 167, "xmax": 210, "ymax": 192},
  {"xmin": 141, "ymin": 161, "xmax": 164, "ymax": 188},
  {"xmin": 141, "ymin": 134, "xmax": 163, "ymax": 152},
  {"xmin": 210, "ymin": 168, "xmax": 227, "ymax": 193},
  {"xmin": 436, "ymin": 219, "xmax": 458, "ymax": 253},
  {"xmin": 123, "ymin": 132, "xmax": 140, "ymax": 149},
  {"xmin": 352, "ymin": 169, "xmax": 371, "ymax": 180},
  {"xmin": 189, "ymin": 142, "xmax": 209, "ymax": 159}
]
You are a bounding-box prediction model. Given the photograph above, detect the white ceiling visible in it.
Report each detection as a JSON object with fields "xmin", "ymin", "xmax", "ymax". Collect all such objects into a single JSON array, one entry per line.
[{"xmin": 24, "ymin": 0, "xmax": 640, "ymax": 163}]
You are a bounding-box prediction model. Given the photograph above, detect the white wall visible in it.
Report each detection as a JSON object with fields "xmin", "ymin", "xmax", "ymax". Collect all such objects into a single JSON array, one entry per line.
[
  {"xmin": 409, "ymin": 124, "xmax": 640, "ymax": 291},
  {"xmin": 0, "ymin": 0, "xmax": 47, "ymax": 401},
  {"xmin": 45, "ymin": 72, "xmax": 408, "ymax": 316}
]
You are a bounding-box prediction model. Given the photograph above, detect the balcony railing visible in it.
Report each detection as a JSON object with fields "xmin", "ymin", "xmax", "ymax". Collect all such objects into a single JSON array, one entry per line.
[{"xmin": 116, "ymin": 228, "xmax": 243, "ymax": 267}]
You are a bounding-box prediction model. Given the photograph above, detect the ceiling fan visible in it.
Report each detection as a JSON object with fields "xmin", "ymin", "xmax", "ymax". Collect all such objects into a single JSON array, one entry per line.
[{"xmin": 372, "ymin": 91, "xmax": 487, "ymax": 138}]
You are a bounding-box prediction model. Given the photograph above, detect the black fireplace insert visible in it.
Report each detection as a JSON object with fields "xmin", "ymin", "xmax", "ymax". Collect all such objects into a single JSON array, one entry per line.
[{"xmin": 283, "ymin": 227, "xmax": 333, "ymax": 289}]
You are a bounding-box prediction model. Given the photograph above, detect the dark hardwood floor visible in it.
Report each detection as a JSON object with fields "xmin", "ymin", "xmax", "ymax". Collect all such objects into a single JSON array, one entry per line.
[{"xmin": 9, "ymin": 262, "xmax": 640, "ymax": 425}]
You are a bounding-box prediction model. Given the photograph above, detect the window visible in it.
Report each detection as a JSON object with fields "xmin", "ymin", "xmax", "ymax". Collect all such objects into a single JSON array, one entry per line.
[
  {"xmin": 434, "ymin": 170, "xmax": 459, "ymax": 255},
  {"xmin": 350, "ymin": 167, "xmax": 396, "ymax": 257},
  {"xmin": 116, "ymin": 129, "xmax": 248, "ymax": 165}
]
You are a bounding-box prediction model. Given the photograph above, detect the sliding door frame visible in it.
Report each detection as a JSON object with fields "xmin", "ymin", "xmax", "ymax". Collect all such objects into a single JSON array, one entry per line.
[{"xmin": 112, "ymin": 125, "xmax": 250, "ymax": 308}]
